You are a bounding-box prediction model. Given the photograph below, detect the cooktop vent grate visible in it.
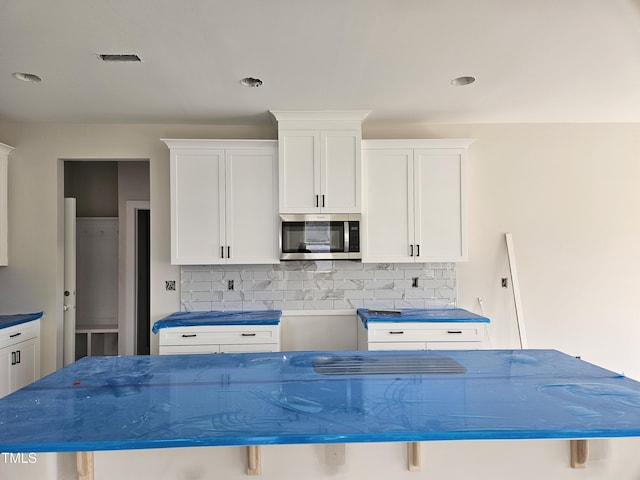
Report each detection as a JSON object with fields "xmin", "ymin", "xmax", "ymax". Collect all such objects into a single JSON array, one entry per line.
[{"xmin": 312, "ymin": 353, "xmax": 466, "ymax": 376}]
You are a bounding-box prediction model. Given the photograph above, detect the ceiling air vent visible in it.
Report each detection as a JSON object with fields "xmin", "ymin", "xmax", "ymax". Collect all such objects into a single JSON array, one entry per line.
[{"xmin": 98, "ymin": 54, "xmax": 142, "ymax": 62}]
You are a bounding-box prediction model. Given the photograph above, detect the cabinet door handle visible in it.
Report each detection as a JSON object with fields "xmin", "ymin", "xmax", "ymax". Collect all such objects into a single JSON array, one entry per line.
[
  {"xmin": 9, "ymin": 332, "xmax": 22, "ymax": 338},
  {"xmin": 241, "ymin": 333, "xmax": 257, "ymax": 337},
  {"xmin": 315, "ymin": 195, "xmax": 319, "ymax": 207},
  {"xmin": 181, "ymin": 334, "xmax": 197, "ymax": 338},
  {"xmin": 227, "ymin": 246, "xmax": 231, "ymax": 258},
  {"xmin": 410, "ymin": 244, "xmax": 414, "ymax": 256},
  {"xmin": 447, "ymin": 330, "xmax": 463, "ymax": 334},
  {"xmin": 322, "ymin": 195, "xmax": 325, "ymax": 207},
  {"xmin": 389, "ymin": 331, "xmax": 405, "ymax": 335},
  {"xmin": 11, "ymin": 351, "xmax": 16, "ymax": 365},
  {"xmin": 221, "ymin": 246, "xmax": 224, "ymax": 258},
  {"xmin": 16, "ymin": 350, "xmax": 20, "ymax": 364},
  {"xmin": 416, "ymin": 244, "xmax": 420, "ymax": 257}
]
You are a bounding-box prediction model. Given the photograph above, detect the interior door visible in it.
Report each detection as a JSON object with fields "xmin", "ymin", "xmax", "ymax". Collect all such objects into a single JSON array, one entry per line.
[{"xmin": 63, "ymin": 197, "xmax": 76, "ymax": 366}]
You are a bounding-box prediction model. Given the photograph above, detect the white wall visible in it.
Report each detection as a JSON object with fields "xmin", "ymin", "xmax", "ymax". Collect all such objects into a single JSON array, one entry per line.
[{"xmin": 2, "ymin": 121, "xmax": 640, "ymax": 479}]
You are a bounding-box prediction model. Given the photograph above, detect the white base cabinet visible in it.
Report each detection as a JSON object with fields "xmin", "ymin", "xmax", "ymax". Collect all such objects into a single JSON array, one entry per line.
[
  {"xmin": 163, "ymin": 139, "xmax": 279, "ymax": 265},
  {"xmin": 0, "ymin": 319, "xmax": 40, "ymax": 398},
  {"xmin": 362, "ymin": 139, "xmax": 474, "ymax": 263},
  {"xmin": 158, "ymin": 324, "xmax": 280, "ymax": 355},
  {"xmin": 357, "ymin": 320, "xmax": 486, "ymax": 351}
]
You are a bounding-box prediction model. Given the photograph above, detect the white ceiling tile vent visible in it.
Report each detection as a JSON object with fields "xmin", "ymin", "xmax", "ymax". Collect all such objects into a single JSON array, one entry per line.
[{"xmin": 98, "ymin": 54, "xmax": 142, "ymax": 62}]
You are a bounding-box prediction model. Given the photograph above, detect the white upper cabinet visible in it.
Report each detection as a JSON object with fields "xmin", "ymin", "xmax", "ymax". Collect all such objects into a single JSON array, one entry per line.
[
  {"xmin": 271, "ymin": 111, "xmax": 369, "ymax": 213},
  {"xmin": 362, "ymin": 139, "xmax": 474, "ymax": 263},
  {"xmin": 163, "ymin": 140, "xmax": 279, "ymax": 265},
  {"xmin": 0, "ymin": 143, "xmax": 13, "ymax": 266}
]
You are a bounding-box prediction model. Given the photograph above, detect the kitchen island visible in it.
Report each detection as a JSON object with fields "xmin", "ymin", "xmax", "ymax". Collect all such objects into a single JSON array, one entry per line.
[{"xmin": 1, "ymin": 349, "xmax": 640, "ymax": 477}]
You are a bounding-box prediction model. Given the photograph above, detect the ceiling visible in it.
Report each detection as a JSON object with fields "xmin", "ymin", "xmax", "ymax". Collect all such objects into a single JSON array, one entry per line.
[{"xmin": 2, "ymin": 0, "xmax": 640, "ymax": 126}]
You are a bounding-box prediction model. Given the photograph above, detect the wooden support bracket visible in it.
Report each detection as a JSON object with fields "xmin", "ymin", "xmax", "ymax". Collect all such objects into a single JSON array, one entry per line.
[
  {"xmin": 76, "ymin": 451, "xmax": 94, "ymax": 480},
  {"xmin": 247, "ymin": 445, "xmax": 261, "ymax": 475},
  {"xmin": 570, "ymin": 439, "xmax": 589, "ymax": 468},
  {"xmin": 407, "ymin": 441, "xmax": 421, "ymax": 471}
]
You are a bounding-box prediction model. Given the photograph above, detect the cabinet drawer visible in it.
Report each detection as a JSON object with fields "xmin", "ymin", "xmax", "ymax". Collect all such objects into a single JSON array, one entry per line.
[
  {"xmin": 368, "ymin": 322, "xmax": 483, "ymax": 343},
  {"xmin": 159, "ymin": 325, "xmax": 279, "ymax": 347},
  {"xmin": 220, "ymin": 343, "xmax": 279, "ymax": 353},
  {"xmin": 0, "ymin": 320, "xmax": 40, "ymax": 350},
  {"xmin": 159, "ymin": 343, "xmax": 279, "ymax": 355},
  {"xmin": 159, "ymin": 344, "xmax": 221, "ymax": 355},
  {"xmin": 368, "ymin": 341, "xmax": 426, "ymax": 351}
]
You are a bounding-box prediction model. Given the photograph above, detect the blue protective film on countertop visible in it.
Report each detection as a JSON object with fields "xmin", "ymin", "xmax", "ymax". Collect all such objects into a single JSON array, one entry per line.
[
  {"xmin": 0, "ymin": 312, "xmax": 43, "ymax": 330},
  {"xmin": 152, "ymin": 310, "xmax": 282, "ymax": 333},
  {"xmin": 357, "ymin": 308, "xmax": 489, "ymax": 328},
  {"xmin": 2, "ymin": 349, "xmax": 640, "ymax": 453}
]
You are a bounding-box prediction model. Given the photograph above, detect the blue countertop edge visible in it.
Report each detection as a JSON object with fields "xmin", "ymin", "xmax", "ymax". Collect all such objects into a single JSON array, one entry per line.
[
  {"xmin": 0, "ymin": 312, "xmax": 43, "ymax": 330},
  {"xmin": 152, "ymin": 310, "xmax": 282, "ymax": 334},
  {"xmin": 357, "ymin": 308, "xmax": 490, "ymax": 328}
]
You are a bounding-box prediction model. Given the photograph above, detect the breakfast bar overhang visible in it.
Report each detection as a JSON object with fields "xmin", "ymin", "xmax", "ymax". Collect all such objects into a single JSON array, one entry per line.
[{"xmin": 2, "ymin": 349, "xmax": 640, "ymax": 477}]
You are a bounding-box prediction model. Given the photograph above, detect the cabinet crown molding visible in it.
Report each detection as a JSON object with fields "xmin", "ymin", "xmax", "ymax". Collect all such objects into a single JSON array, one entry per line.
[
  {"xmin": 0, "ymin": 143, "xmax": 15, "ymax": 156},
  {"xmin": 161, "ymin": 139, "xmax": 277, "ymax": 150},
  {"xmin": 362, "ymin": 139, "xmax": 475, "ymax": 149},
  {"xmin": 270, "ymin": 110, "xmax": 370, "ymax": 131}
]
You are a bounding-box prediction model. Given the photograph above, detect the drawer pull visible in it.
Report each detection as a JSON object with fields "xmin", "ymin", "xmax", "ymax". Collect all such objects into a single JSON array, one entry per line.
[
  {"xmin": 241, "ymin": 333, "xmax": 257, "ymax": 337},
  {"xmin": 181, "ymin": 334, "xmax": 197, "ymax": 338},
  {"xmin": 389, "ymin": 331, "xmax": 404, "ymax": 335},
  {"xmin": 447, "ymin": 330, "xmax": 463, "ymax": 334},
  {"xmin": 9, "ymin": 332, "xmax": 22, "ymax": 338}
]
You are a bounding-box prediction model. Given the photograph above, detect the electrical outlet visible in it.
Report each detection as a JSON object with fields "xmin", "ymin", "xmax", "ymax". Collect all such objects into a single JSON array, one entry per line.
[
  {"xmin": 228, "ymin": 280, "xmax": 234, "ymax": 291},
  {"xmin": 501, "ymin": 278, "xmax": 508, "ymax": 288},
  {"xmin": 412, "ymin": 277, "xmax": 419, "ymax": 288},
  {"xmin": 165, "ymin": 280, "xmax": 176, "ymax": 291}
]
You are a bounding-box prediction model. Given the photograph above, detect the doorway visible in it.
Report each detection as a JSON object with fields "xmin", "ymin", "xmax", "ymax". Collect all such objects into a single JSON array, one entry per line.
[{"xmin": 63, "ymin": 160, "xmax": 150, "ymax": 360}]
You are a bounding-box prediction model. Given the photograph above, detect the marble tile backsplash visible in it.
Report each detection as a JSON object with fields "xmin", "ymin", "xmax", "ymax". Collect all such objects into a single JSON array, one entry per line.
[{"xmin": 180, "ymin": 262, "xmax": 456, "ymax": 312}]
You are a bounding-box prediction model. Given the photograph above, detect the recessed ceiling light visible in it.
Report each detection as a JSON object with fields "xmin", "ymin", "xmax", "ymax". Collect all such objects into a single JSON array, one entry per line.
[
  {"xmin": 13, "ymin": 72, "xmax": 42, "ymax": 83},
  {"xmin": 240, "ymin": 77, "xmax": 263, "ymax": 88},
  {"xmin": 451, "ymin": 76, "xmax": 476, "ymax": 87}
]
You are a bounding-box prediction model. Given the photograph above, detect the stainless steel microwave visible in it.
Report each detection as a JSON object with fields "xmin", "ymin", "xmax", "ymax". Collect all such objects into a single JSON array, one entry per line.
[{"xmin": 280, "ymin": 214, "xmax": 361, "ymax": 260}]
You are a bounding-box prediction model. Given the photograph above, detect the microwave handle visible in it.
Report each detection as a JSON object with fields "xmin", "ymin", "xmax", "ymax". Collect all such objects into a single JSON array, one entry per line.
[{"xmin": 344, "ymin": 221, "xmax": 350, "ymax": 253}]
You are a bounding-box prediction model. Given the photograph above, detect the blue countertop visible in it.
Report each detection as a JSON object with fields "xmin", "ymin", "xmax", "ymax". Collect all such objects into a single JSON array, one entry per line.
[
  {"xmin": 0, "ymin": 312, "xmax": 43, "ymax": 330},
  {"xmin": 357, "ymin": 308, "xmax": 489, "ymax": 328},
  {"xmin": 152, "ymin": 310, "xmax": 282, "ymax": 334},
  {"xmin": 1, "ymin": 349, "xmax": 640, "ymax": 453}
]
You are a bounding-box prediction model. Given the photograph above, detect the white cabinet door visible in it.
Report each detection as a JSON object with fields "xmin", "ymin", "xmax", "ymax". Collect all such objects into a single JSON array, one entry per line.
[
  {"xmin": 279, "ymin": 130, "xmax": 361, "ymax": 213},
  {"xmin": 363, "ymin": 140, "xmax": 471, "ymax": 263},
  {"xmin": 170, "ymin": 149, "xmax": 225, "ymax": 264},
  {"xmin": 362, "ymin": 149, "xmax": 415, "ymax": 263},
  {"xmin": 0, "ymin": 143, "xmax": 13, "ymax": 266},
  {"xmin": 10, "ymin": 337, "xmax": 39, "ymax": 392},
  {"xmin": 166, "ymin": 140, "xmax": 279, "ymax": 265},
  {"xmin": 0, "ymin": 346, "xmax": 10, "ymax": 397},
  {"xmin": 225, "ymin": 148, "xmax": 278, "ymax": 264},
  {"xmin": 279, "ymin": 130, "xmax": 320, "ymax": 213},
  {"xmin": 414, "ymin": 149, "xmax": 467, "ymax": 261},
  {"xmin": 0, "ymin": 336, "xmax": 40, "ymax": 398},
  {"xmin": 320, "ymin": 130, "xmax": 361, "ymax": 213}
]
